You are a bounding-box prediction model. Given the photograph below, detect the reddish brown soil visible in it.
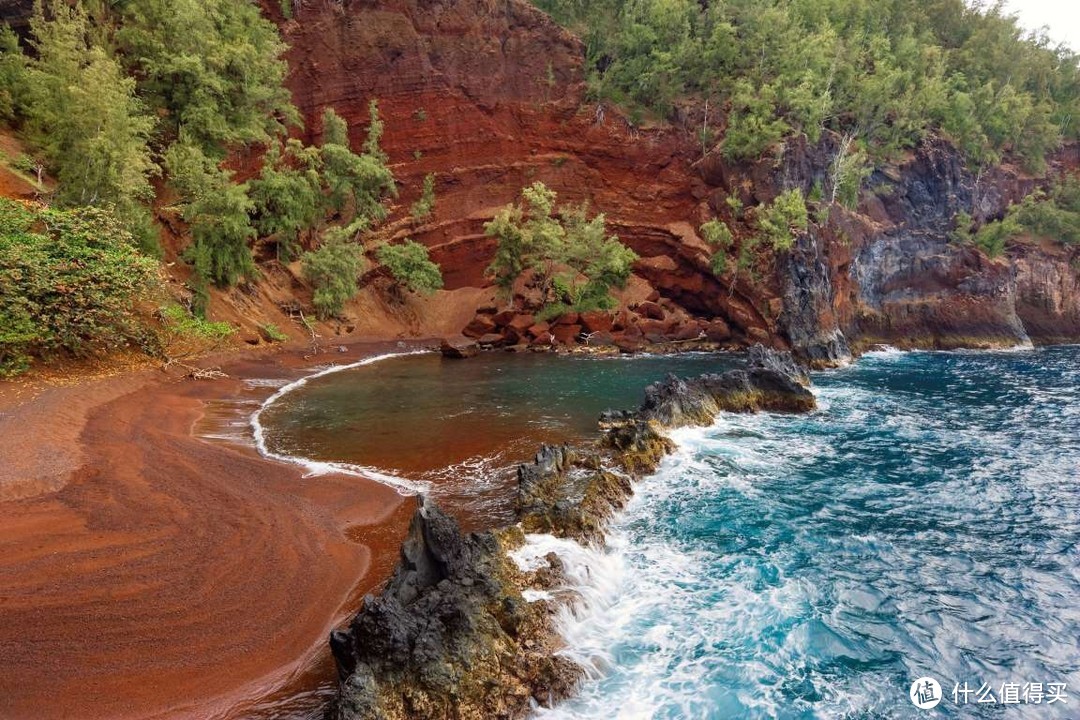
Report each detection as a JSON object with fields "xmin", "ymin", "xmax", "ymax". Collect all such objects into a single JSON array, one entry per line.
[{"xmin": 0, "ymin": 341, "xmax": 426, "ymax": 720}]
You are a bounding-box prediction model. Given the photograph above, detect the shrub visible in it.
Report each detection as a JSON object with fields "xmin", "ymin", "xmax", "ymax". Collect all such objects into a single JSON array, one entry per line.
[
  {"xmin": 167, "ymin": 142, "xmax": 257, "ymax": 290},
  {"xmin": 700, "ymin": 219, "xmax": 733, "ymax": 249},
  {"xmin": 0, "ymin": 200, "xmax": 157, "ymax": 375},
  {"xmin": 22, "ymin": 2, "xmax": 157, "ymax": 218},
  {"xmin": 755, "ymin": 189, "xmax": 808, "ymax": 251},
  {"xmin": 320, "ymin": 107, "xmax": 396, "ymax": 223},
  {"xmin": 157, "ymin": 304, "xmax": 233, "ymax": 340},
  {"xmin": 971, "ymin": 216, "xmax": 1019, "ymax": 258},
  {"xmin": 484, "ymin": 182, "xmax": 637, "ymax": 313},
  {"xmin": 411, "ymin": 173, "xmax": 436, "ymax": 221},
  {"xmin": 248, "ymin": 140, "xmax": 324, "ymax": 260},
  {"xmin": 703, "ymin": 219, "xmax": 734, "ymax": 277},
  {"xmin": 259, "ymin": 323, "xmax": 288, "ymax": 342},
  {"xmin": 1012, "ymin": 177, "xmax": 1080, "ymax": 245},
  {"xmin": 377, "ymin": 240, "xmax": 443, "ymax": 295},
  {"xmin": 301, "ymin": 239, "xmax": 364, "ymax": 319}
]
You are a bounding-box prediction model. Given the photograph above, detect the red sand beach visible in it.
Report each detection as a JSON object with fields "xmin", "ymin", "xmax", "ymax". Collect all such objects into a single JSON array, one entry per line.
[{"xmin": 0, "ymin": 342, "xmax": 426, "ymax": 719}]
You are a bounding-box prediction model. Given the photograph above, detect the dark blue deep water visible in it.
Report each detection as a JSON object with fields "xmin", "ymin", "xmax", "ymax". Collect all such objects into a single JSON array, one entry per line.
[{"xmin": 524, "ymin": 346, "xmax": 1080, "ymax": 719}]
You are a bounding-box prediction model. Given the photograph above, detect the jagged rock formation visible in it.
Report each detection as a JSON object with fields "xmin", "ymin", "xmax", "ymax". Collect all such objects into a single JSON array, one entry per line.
[
  {"xmin": 331, "ymin": 347, "xmax": 817, "ymax": 717},
  {"xmin": 329, "ymin": 496, "xmax": 579, "ymax": 720}
]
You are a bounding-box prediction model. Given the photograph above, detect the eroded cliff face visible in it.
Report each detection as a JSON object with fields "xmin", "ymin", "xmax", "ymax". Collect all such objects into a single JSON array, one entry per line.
[
  {"xmin": 263, "ymin": 0, "xmax": 1079, "ymax": 360},
  {"xmin": 265, "ymin": 0, "xmax": 785, "ymax": 347}
]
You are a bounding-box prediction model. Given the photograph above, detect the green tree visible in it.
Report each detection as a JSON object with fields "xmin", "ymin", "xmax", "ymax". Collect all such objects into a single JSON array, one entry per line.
[
  {"xmin": 532, "ymin": 0, "xmax": 1080, "ymax": 171},
  {"xmin": 411, "ymin": 173, "xmax": 436, "ymax": 221},
  {"xmin": 301, "ymin": 238, "xmax": 364, "ymax": 319},
  {"xmin": 700, "ymin": 219, "xmax": 733, "ymax": 277},
  {"xmin": 22, "ymin": 1, "xmax": 157, "ymax": 215},
  {"xmin": 377, "ymin": 240, "xmax": 443, "ymax": 296},
  {"xmin": 319, "ymin": 107, "xmax": 397, "ymax": 223},
  {"xmin": 248, "ymin": 139, "xmax": 324, "ymax": 260},
  {"xmin": 484, "ymin": 182, "xmax": 637, "ymax": 312},
  {"xmin": 755, "ymin": 188, "xmax": 809, "ymax": 251},
  {"xmin": 114, "ymin": 0, "xmax": 299, "ymax": 154},
  {"xmin": 167, "ymin": 142, "xmax": 257, "ymax": 300},
  {"xmin": 0, "ymin": 27, "xmax": 25, "ymax": 122}
]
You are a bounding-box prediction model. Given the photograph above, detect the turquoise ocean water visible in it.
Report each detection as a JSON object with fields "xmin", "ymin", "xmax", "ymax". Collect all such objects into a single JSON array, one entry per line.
[{"xmin": 264, "ymin": 346, "xmax": 1080, "ymax": 718}]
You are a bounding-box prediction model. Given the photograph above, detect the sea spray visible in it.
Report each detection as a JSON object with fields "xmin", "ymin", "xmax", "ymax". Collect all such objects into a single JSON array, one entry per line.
[
  {"xmin": 510, "ymin": 532, "xmax": 627, "ymax": 680},
  {"xmin": 525, "ymin": 347, "xmax": 1080, "ymax": 719}
]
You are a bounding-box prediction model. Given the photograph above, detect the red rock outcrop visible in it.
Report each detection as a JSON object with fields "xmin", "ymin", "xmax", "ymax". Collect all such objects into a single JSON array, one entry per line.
[
  {"xmin": 263, "ymin": 0, "xmax": 780, "ymax": 347},
  {"xmin": 259, "ymin": 0, "xmax": 1079, "ymax": 359}
]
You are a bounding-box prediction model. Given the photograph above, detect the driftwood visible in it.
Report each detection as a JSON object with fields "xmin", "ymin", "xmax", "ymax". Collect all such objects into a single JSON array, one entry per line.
[{"xmin": 161, "ymin": 356, "xmax": 229, "ymax": 380}]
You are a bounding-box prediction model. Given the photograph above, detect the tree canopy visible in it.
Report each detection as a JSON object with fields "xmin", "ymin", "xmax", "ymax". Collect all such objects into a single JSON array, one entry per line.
[
  {"xmin": 534, "ymin": 0, "xmax": 1080, "ymax": 170},
  {"xmin": 485, "ymin": 182, "xmax": 638, "ymax": 314}
]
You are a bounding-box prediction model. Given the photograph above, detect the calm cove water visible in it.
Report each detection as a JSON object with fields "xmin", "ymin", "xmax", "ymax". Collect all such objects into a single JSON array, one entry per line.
[
  {"xmin": 260, "ymin": 352, "xmax": 741, "ymax": 525},
  {"xmin": 262, "ymin": 346, "xmax": 1080, "ymax": 718}
]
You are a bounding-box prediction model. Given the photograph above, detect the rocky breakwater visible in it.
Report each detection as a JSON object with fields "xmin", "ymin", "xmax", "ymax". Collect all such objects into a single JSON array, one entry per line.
[{"xmin": 329, "ymin": 346, "xmax": 815, "ymax": 719}]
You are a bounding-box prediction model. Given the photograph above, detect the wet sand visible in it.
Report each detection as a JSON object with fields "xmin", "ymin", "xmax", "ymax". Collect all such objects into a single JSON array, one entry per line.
[{"xmin": 0, "ymin": 342, "xmax": 428, "ymax": 720}]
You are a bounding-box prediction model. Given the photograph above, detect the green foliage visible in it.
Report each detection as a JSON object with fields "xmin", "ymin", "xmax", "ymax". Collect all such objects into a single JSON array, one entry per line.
[
  {"xmin": 320, "ymin": 107, "xmax": 397, "ymax": 223},
  {"xmin": 701, "ymin": 219, "xmax": 733, "ymax": 277},
  {"xmin": 972, "ymin": 214, "xmax": 1019, "ymax": 258},
  {"xmin": 322, "ymin": 107, "xmax": 349, "ymax": 147},
  {"xmin": 0, "ymin": 200, "xmax": 157, "ymax": 375},
  {"xmin": 301, "ymin": 238, "xmax": 364, "ymax": 319},
  {"xmin": 0, "ymin": 26, "xmax": 25, "ymax": 123},
  {"xmin": 1011, "ymin": 177, "xmax": 1080, "ymax": 245},
  {"xmin": 12, "ymin": 153, "xmax": 37, "ymax": 176},
  {"xmin": 22, "ymin": 1, "xmax": 157, "ymax": 217},
  {"xmin": 951, "ymin": 210, "xmax": 975, "ymax": 244},
  {"xmin": 167, "ymin": 143, "xmax": 257, "ymax": 290},
  {"xmin": 377, "ymin": 240, "xmax": 444, "ymax": 295},
  {"xmin": 484, "ymin": 182, "xmax": 637, "ymax": 312},
  {"xmin": 951, "ymin": 176, "xmax": 1080, "ymax": 259},
  {"xmin": 411, "ymin": 173, "xmax": 436, "ymax": 221},
  {"xmin": 725, "ymin": 192, "xmax": 744, "ymax": 218},
  {"xmin": 362, "ymin": 100, "xmax": 388, "ymax": 164},
  {"xmin": 830, "ymin": 142, "xmax": 872, "ymax": 210},
  {"xmin": 158, "ymin": 304, "xmax": 234, "ymax": 340},
  {"xmin": 723, "ymin": 79, "xmax": 789, "ymax": 160},
  {"xmin": 535, "ymin": 0, "xmax": 1080, "ymax": 169},
  {"xmin": 755, "ymin": 189, "xmax": 808, "ymax": 251},
  {"xmin": 114, "ymin": 0, "xmax": 298, "ymax": 155},
  {"xmin": 248, "ymin": 139, "xmax": 324, "ymax": 260},
  {"xmin": 259, "ymin": 323, "xmax": 288, "ymax": 342},
  {"xmin": 709, "ymin": 250, "xmax": 728, "ymax": 277},
  {"xmin": 700, "ymin": 219, "xmax": 733, "ymax": 248}
]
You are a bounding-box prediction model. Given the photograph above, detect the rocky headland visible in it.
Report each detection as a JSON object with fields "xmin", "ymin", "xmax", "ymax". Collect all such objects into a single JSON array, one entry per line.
[{"xmin": 328, "ymin": 346, "xmax": 816, "ymax": 719}]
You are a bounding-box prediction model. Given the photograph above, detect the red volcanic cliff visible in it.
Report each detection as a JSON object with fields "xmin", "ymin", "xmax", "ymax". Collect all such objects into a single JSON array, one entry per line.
[
  {"xmin": 259, "ymin": 0, "xmax": 1079, "ymax": 361},
  {"xmin": 264, "ymin": 0, "xmax": 780, "ymax": 347}
]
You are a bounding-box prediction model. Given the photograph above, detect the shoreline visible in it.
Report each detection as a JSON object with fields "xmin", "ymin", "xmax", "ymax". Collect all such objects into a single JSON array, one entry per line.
[
  {"xmin": 0, "ymin": 339, "xmax": 1071, "ymax": 719},
  {"xmin": 327, "ymin": 346, "xmax": 818, "ymax": 719},
  {"xmin": 0, "ymin": 338, "xmax": 433, "ymax": 720}
]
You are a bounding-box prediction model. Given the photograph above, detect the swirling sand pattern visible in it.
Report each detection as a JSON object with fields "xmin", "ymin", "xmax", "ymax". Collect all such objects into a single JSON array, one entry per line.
[{"xmin": 0, "ymin": 347, "xmax": 418, "ymax": 720}]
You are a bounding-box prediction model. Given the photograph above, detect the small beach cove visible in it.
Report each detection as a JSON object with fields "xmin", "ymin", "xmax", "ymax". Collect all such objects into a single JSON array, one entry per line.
[
  {"xmin": 0, "ymin": 340, "xmax": 427, "ymax": 720},
  {"xmin": 0, "ymin": 342, "xmax": 741, "ymax": 720}
]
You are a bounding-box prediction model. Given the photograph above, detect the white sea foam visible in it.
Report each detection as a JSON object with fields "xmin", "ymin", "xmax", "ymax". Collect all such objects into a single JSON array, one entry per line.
[
  {"xmin": 249, "ymin": 351, "xmax": 431, "ymax": 495},
  {"xmin": 859, "ymin": 344, "xmax": 907, "ymax": 359},
  {"xmin": 511, "ymin": 413, "xmax": 805, "ymax": 718}
]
